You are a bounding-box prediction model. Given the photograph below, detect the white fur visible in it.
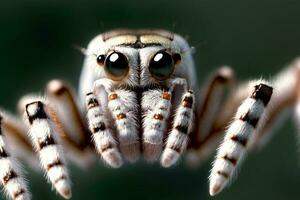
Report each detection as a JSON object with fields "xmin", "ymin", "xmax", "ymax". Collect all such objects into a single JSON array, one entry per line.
[
  {"xmin": 0, "ymin": 128, "xmax": 31, "ymax": 200},
  {"xmin": 25, "ymin": 101, "xmax": 71, "ymax": 199},
  {"xmin": 161, "ymin": 91, "xmax": 195, "ymax": 167},
  {"xmin": 209, "ymin": 81, "xmax": 271, "ymax": 196},
  {"xmin": 86, "ymin": 93, "xmax": 123, "ymax": 168}
]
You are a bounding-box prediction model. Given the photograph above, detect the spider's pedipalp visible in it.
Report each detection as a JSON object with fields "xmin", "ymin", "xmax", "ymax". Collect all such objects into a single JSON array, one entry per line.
[
  {"xmin": 107, "ymin": 89, "xmax": 140, "ymax": 162},
  {"xmin": 161, "ymin": 90, "xmax": 195, "ymax": 167},
  {"xmin": 209, "ymin": 81, "xmax": 273, "ymax": 196},
  {"xmin": 0, "ymin": 114, "xmax": 31, "ymax": 200},
  {"xmin": 94, "ymin": 78, "xmax": 140, "ymax": 162},
  {"xmin": 24, "ymin": 98, "xmax": 72, "ymax": 199},
  {"xmin": 86, "ymin": 92, "xmax": 123, "ymax": 168},
  {"xmin": 142, "ymin": 89, "xmax": 172, "ymax": 161}
]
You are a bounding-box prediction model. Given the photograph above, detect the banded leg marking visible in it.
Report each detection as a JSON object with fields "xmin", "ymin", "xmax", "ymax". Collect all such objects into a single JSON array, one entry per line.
[
  {"xmin": 0, "ymin": 115, "xmax": 31, "ymax": 200},
  {"xmin": 161, "ymin": 90, "xmax": 195, "ymax": 167},
  {"xmin": 25, "ymin": 100, "xmax": 71, "ymax": 199},
  {"xmin": 142, "ymin": 90, "xmax": 172, "ymax": 161},
  {"xmin": 209, "ymin": 82, "xmax": 273, "ymax": 196},
  {"xmin": 86, "ymin": 92, "xmax": 123, "ymax": 168}
]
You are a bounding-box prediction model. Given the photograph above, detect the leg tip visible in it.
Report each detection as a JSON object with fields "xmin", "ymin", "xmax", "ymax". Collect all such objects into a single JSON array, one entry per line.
[{"xmin": 160, "ymin": 148, "xmax": 180, "ymax": 168}]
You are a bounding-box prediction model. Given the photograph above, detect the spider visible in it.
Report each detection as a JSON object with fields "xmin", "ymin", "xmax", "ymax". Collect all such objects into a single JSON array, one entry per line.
[{"xmin": 0, "ymin": 29, "xmax": 299, "ymax": 200}]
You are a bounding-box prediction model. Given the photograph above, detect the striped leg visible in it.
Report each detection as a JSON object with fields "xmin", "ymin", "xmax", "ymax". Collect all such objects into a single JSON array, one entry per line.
[
  {"xmin": 0, "ymin": 114, "xmax": 31, "ymax": 200},
  {"xmin": 94, "ymin": 79, "xmax": 140, "ymax": 162},
  {"xmin": 86, "ymin": 92, "xmax": 123, "ymax": 168},
  {"xmin": 161, "ymin": 90, "xmax": 195, "ymax": 167},
  {"xmin": 209, "ymin": 81, "xmax": 273, "ymax": 196},
  {"xmin": 24, "ymin": 98, "xmax": 71, "ymax": 199},
  {"xmin": 107, "ymin": 90, "xmax": 140, "ymax": 162},
  {"xmin": 142, "ymin": 89, "xmax": 172, "ymax": 161}
]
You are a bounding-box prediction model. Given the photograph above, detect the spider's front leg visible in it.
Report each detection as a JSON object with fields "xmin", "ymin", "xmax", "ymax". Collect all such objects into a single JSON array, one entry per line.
[
  {"xmin": 141, "ymin": 78, "xmax": 195, "ymax": 166},
  {"xmin": 93, "ymin": 79, "xmax": 140, "ymax": 163},
  {"xmin": 22, "ymin": 97, "xmax": 72, "ymax": 199}
]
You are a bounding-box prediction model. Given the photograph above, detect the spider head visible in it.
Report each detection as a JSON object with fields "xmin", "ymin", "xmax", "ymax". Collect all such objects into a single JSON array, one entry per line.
[{"xmin": 80, "ymin": 29, "xmax": 196, "ymax": 94}]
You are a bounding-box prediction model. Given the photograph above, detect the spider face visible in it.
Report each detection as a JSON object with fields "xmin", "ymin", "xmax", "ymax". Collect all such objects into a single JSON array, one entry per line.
[
  {"xmin": 79, "ymin": 29, "xmax": 197, "ymax": 98},
  {"xmin": 2, "ymin": 28, "xmax": 299, "ymax": 200}
]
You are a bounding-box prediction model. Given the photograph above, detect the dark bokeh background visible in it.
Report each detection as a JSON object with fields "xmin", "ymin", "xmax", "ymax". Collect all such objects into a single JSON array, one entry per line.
[{"xmin": 1, "ymin": 0, "xmax": 300, "ymax": 199}]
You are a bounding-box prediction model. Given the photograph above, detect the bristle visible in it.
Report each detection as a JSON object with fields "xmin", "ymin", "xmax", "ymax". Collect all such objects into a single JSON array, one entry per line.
[
  {"xmin": 209, "ymin": 82, "xmax": 273, "ymax": 196},
  {"xmin": 24, "ymin": 100, "xmax": 72, "ymax": 199},
  {"xmin": 161, "ymin": 91, "xmax": 195, "ymax": 167},
  {"xmin": 86, "ymin": 92, "xmax": 123, "ymax": 168}
]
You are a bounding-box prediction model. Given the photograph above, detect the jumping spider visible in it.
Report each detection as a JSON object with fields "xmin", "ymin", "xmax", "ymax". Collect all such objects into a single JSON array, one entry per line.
[{"xmin": 0, "ymin": 29, "xmax": 299, "ymax": 200}]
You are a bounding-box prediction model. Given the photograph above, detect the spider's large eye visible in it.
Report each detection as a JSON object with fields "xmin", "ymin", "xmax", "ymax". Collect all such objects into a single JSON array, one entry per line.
[
  {"xmin": 149, "ymin": 51, "xmax": 175, "ymax": 80},
  {"xmin": 104, "ymin": 52, "xmax": 129, "ymax": 80}
]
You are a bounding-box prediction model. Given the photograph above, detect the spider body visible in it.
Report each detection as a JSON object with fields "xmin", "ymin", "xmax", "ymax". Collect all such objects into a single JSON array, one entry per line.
[{"xmin": 1, "ymin": 29, "xmax": 299, "ymax": 200}]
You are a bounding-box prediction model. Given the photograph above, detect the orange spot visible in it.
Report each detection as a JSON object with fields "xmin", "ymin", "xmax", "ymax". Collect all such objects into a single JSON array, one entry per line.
[
  {"xmin": 162, "ymin": 92, "xmax": 171, "ymax": 100},
  {"xmin": 153, "ymin": 114, "xmax": 163, "ymax": 120},
  {"xmin": 116, "ymin": 113, "xmax": 126, "ymax": 120},
  {"xmin": 182, "ymin": 101, "xmax": 192, "ymax": 108},
  {"xmin": 108, "ymin": 93, "xmax": 118, "ymax": 101}
]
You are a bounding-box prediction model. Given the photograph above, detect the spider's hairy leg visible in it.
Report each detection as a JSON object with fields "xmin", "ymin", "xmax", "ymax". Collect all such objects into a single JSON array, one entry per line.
[
  {"xmin": 0, "ymin": 114, "xmax": 31, "ymax": 200},
  {"xmin": 209, "ymin": 81, "xmax": 273, "ymax": 196},
  {"xmin": 46, "ymin": 80, "xmax": 95, "ymax": 168},
  {"xmin": 249, "ymin": 59, "xmax": 300, "ymax": 149},
  {"xmin": 85, "ymin": 92, "xmax": 123, "ymax": 168},
  {"xmin": 94, "ymin": 79, "xmax": 140, "ymax": 162},
  {"xmin": 186, "ymin": 66, "xmax": 235, "ymax": 166},
  {"xmin": 22, "ymin": 97, "xmax": 72, "ymax": 199},
  {"xmin": 142, "ymin": 89, "xmax": 172, "ymax": 162},
  {"xmin": 161, "ymin": 89, "xmax": 195, "ymax": 167}
]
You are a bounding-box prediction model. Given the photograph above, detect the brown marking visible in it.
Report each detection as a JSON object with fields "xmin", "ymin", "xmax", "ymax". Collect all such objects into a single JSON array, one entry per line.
[
  {"xmin": 222, "ymin": 155, "xmax": 238, "ymax": 166},
  {"xmin": 231, "ymin": 135, "xmax": 248, "ymax": 147},
  {"xmin": 251, "ymin": 84, "xmax": 273, "ymax": 106},
  {"xmin": 38, "ymin": 136, "xmax": 56, "ymax": 150},
  {"xmin": 47, "ymin": 160, "xmax": 63, "ymax": 171},
  {"xmin": 162, "ymin": 92, "xmax": 171, "ymax": 100},
  {"xmin": 169, "ymin": 146, "xmax": 181, "ymax": 153},
  {"xmin": 3, "ymin": 170, "xmax": 17, "ymax": 185},
  {"xmin": 108, "ymin": 93, "xmax": 118, "ymax": 101},
  {"xmin": 217, "ymin": 171, "xmax": 229, "ymax": 179},
  {"xmin": 0, "ymin": 148, "xmax": 8, "ymax": 158},
  {"xmin": 240, "ymin": 112, "xmax": 259, "ymax": 128},
  {"xmin": 13, "ymin": 189, "xmax": 25, "ymax": 199},
  {"xmin": 153, "ymin": 114, "xmax": 164, "ymax": 120},
  {"xmin": 87, "ymin": 99, "xmax": 99, "ymax": 109},
  {"xmin": 101, "ymin": 143, "xmax": 114, "ymax": 153},
  {"xmin": 182, "ymin": 96, "xmax": 194, "ymax": 108},
  {"xmin": 175, "ymin": 125, "xmax": 189, "ymax": 134},
  {"xmin": 93, "ymin": 122, "xmax": 106, "ymax": 133},
  {"xmin": 116, "ymin": 113, "xmax": 126, "ymax": 120}
]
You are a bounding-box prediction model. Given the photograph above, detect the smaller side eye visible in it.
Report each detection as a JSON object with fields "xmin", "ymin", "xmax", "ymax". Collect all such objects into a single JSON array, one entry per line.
[
  {"xmin": 104, "ymin": 52, "xmax": 129, "ymax": 81},
  {"xmin": 149, "ymin": 51, "xmax": 175, "ymax": 81},
  {"xmin": 96, "ymin": 55, "xmax": 106, "ymax": 65}
]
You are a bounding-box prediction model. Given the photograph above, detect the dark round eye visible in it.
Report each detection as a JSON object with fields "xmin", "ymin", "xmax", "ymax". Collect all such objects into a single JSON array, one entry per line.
[
  {"xmin": 96, "ymin": 55, "xmax": 106, "ymax": 65},
  {"xmin": 149, "ymin": 51, "xmax": 175, "ymax": 80},
  {"xmin": 104, "ymin": 52, "xmax": 129, "ymax": 80}
]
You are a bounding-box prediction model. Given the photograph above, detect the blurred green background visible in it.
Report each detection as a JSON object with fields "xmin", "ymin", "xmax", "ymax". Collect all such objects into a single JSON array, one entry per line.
[{"xmin": 1, "ymin": 0, "xmax": 300, "ymax": 199}]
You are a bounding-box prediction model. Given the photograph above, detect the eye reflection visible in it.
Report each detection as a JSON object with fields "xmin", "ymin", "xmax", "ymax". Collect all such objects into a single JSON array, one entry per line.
[
  {"xmin": 149, "ymin": 51, "xmax": 175, "ymax": 80},
  {"xmin": 104, "ymin": 52, "xmax": 129, "ymax": 80}
]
